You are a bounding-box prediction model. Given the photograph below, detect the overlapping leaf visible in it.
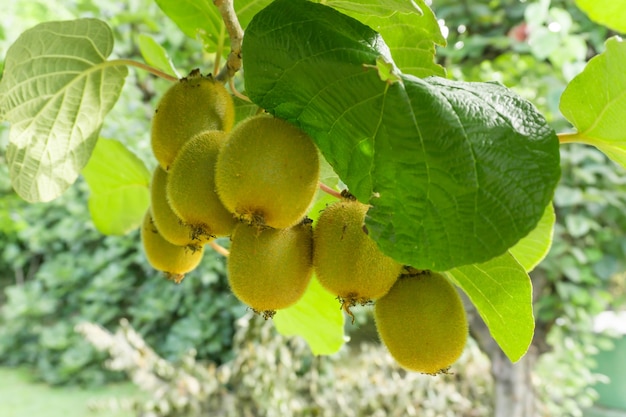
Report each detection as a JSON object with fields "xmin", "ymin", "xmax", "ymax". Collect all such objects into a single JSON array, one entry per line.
[
  {"xmin": 243, "ymin": 0, "xmax": 561, "ymax": 271},
  {"xmin": 0, "ymin": 19, "xmax": 127, "ymax": 202}
]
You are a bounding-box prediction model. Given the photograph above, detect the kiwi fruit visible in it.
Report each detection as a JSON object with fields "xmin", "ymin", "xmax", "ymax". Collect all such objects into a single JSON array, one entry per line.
[
  {"xmin": 150, "ymin": 166, "xmax": 206, "ymax": 247},
  {"xmin": 140, "ymin": 210, "xmax": 204, "ymax": 283},
  {"xmin": 166, "ymin": 130, "xmax": 237, "ymax": 239},
  {"xmin": 313, "ymin": 198, "xmax": 403, "ymax": 313},
  {"xmin": 374, "ymin": 271, "xmax": 468, "ymax": 374},
  {"xmin": 151, "ymin": 69, "xmax": 235, "ymax": 170},
  {"xmin": 227, "ymin": 220, "xmax": 314, "ymax": 318},
  {"xmin": 215, "ymin": 114, "xmax": 320, "ymax": 229}
]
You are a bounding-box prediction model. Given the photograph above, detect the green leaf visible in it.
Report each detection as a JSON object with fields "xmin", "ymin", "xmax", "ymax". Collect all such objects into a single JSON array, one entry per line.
[
  {"xmin": 137, "ymin": 33, "xmax": 179, "ymax": 78},
  {"xmin": 81, "ymin": 139, "xmax": 150, "ymax": 235},
  {"xmin": 274, "ymin": 276, "xmax": 345, "ymax": 355},
  {"xmin": 448, "ymin": 252, "xmax": 534, "ymax": 362},
  {"xmin": 0, "ymin": 18, "xmax": 128, "ymax": 202},
  {"xmin": 243, "ymin": 0, "xmax": 561, "ymax": 271},
  {"xmin": 320, "ymin": 0, "xmax": 446, "ymax": 77},
  {"xmin": 575, "ymin": 0, "xmax": 626, "ymax": 33},
  {"xmin": 560, "ymin": 37, "xmax": 626, "ymax": 169},
  {"xmin": 155, "ymin": 0, "xmax": 272, "ymax": 53},
  {"xmin": 509, "ymin": 202, "xmax": 555, "ymax": 272}
]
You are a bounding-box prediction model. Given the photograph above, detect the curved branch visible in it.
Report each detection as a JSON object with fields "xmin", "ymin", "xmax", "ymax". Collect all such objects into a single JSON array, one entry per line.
[{"xmin": 214, "ymin": 0, "xmax": 244, "ymax": 82}]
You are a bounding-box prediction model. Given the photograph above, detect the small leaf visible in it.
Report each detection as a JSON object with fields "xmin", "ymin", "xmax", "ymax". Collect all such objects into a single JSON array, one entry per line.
[
  {"xmin": 137, "ymin": 34, "xmax": 179, "ymax": 77},
  {"xmin": 81, "ymin": 139, "xmax": 151, "ymax": 235},
  {"xmin": 560, "ymin": 37, "xmax": 626, "ymax": 169},
  {"xmin": 575, "ymin": 0, "xmax": 626, "ymax": 33},
  {"xmin": 155, "ymin": 0, "xmax": 272, "ymax": 53},
  {"xmin": 509, "ymin": 202, "xmax": 555, "ymax": 272},
  {"xmin": 0, "ymin": 18, "xmax": 128, "ymax": 202},
  {"xmin": 243, "ymin": 0, "xmax": 561, "ymax": 271},
  {"xmin": 448, "ymin": 252, "xmax": 534, "ymax": 363},
  {"xmin": 274, "ymin": 276, "xmax": 345, "ymax": 355}
]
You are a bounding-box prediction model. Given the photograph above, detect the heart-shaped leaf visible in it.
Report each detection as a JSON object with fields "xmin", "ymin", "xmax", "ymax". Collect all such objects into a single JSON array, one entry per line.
[
  {"xmin": 243, "ymin": 0, "xmax": 560, "ymax": 271},
  {"xmin": 0, "ymin": 18, "xmax": 128, "ymax": 202}
]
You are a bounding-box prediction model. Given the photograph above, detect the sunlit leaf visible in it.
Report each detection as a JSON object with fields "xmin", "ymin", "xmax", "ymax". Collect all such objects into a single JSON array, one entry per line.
[
  {"xmin": 274, "ymin": 276, "xmax": 345, "ymax": 355},
  {"xmin": 560, "ymin": 37, "xmax": 626, "ymax": 169},
  {"xmin": 448, "ymin": 252, "xmax": 534, "ymax": 362},
  {"xmin": 137, "ymin": 33, "xmax": 179, "ymax": 78},
  {"xmin": 0, "ymin": 19, "xmax": 127, "ymax": 202},
  {"xmin": 509, "ymin": 202, "xmax": 555, "ymax": 272},
  {"xmin": 575, "ymin": 0, "xmax": 626, "ymax": 33},
  {"xmin": 81, "ymin": 139, "xmax": 151, "ymax": 235}
]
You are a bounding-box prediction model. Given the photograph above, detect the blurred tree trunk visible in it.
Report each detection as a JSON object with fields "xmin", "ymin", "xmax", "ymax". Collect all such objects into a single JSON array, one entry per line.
[{"xmin": 468, "ymin": 269, "xmax": 552, "ymax": 417}]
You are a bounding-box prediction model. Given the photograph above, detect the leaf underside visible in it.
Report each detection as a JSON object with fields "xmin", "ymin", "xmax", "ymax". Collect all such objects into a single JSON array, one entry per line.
[{"xmin": 0, "ymin": 18, "xmax": 128, "ymax": 202}]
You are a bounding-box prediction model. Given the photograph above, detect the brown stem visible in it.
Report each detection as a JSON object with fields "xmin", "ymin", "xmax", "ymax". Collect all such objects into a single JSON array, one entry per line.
[
  {"xmin": 209, "ymin": 240, "xmax": 230, "ymax": 257},
  {"xmin": 319, "ymin": 182, "xmax": 343, "ymax": 199},
  {"xmin": 213, "ymin": 0, "xmax": 244, "ymax": 82}
]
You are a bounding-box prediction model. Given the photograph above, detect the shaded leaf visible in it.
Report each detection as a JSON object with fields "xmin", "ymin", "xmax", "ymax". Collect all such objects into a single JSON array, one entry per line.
[
  {"xmin": 448, "ymin": 252, "xmax": 534, "ymax": 362},
  {"xmin": 0, "ymin": 18, "xmax": 127, "ymax": 202},
  {"xmin": 81, "ymin": 139, "xmax": 151, "ymax": 235}
]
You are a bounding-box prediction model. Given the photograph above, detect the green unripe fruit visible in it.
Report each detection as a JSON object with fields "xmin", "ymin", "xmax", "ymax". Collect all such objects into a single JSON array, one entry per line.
[
  {"xmin": 227, "ymin": 221, "xmax": 314, "ymax": 318},
  {"xmin": 167, "ymin": 130, "xmax": 237, "ymax": 239},
  {"xmin": 150, "ymin": 166, "xmax": 206, "ymax": 247},
  {"xmin": 313, "ymin": 198, "xmax": 403, "ymax": 308},
  {"xmin": 374, "ymin": 271, "xmax": 468, "ymax": 374},
  {"xmin": 140, "ymin": 210, "xmax": 204, "ymax": 283},
  {"xmin": 215, "ymin": 114, "xmax": 320, "ymax": 229},
  {"xmin": 151, "ymin": 70, "xmax": 235, "ymax": 170}
]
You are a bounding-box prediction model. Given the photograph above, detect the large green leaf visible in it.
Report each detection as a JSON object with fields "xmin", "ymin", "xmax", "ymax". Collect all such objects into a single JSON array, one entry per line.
[
  {"xmin": 320, "ymin": 0, "xmax": 446, "ymax": 77},
  {"xmin": 81, "ymin": 139, "xmax": 151, "ymax": 236},
  {"xmin": 509, "ymin": 202, "xmax": 555, "ymax": 272},
  {"xmin": 447, "ymin": 252, "xmax": 534, "ymax": 362},
  {"xmin": 0, "ymin": 19, "xmax": 127, "ymax": 202},
  {"xmin": 274, "ymin": 276, "xmax": 345, "ymax": 355},
  {"xmin": 560, "ymin": 37, "xmax": 626, "ymax": 169},
  {"xmin": 575, "ymin": 0, "xmax": 626, "ymax": 33},
  {"xmin": 243, "ymin": 0, "xmax": 561, "ymax": 271}
]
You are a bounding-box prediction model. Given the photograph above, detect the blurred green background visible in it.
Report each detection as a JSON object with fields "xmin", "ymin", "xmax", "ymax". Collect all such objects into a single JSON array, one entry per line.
[{"xmin": 1, "ymin": 0, "xmax": 625, "ymax": 416}]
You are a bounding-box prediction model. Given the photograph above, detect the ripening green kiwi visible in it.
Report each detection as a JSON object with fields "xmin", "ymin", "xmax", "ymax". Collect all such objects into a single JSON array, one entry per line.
[
  {"xmin": 215, "ymin": 114, "xmax": 320, "ymax": 229},
  {"xmin": 166, "ymin": 130, "xmax": 237, "ymax": 239},
  {"xmin": 150, "ymin": 166, "xmax": 206, "ymax": 247},
  {"xmin": 374, "ymin": 271, "xmax": 468, "ymax": 374},
  {"xmin": 140, "ymin": 210, "xmax": 204, "ymax": 283},
  {"xmin": 227, "ymin": 221, "xmax": 314, "ymax": 317},
  {"xmin": 151, "ymin": 69, "xmax": 235, "ymax": 170},
  {"xmin": 313, "ymin": 198, "xmax": 403, "ymax": 308}
]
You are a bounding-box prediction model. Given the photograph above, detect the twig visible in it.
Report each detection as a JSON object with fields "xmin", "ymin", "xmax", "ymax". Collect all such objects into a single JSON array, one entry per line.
[
  {"xmin": 319, "ymin": 182, "xmax": 343, "ymax": 199},
  {"xmin": 214, "ymin": 0, "xmax": 244, "ymax": 82},
  {"xmin": 209, "ymin": 240, "xmax": 230, "ymax": 257}
]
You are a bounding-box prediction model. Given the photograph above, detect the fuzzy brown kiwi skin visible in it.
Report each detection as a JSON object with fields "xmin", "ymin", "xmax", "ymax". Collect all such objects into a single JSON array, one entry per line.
[
  {"xmin": 374, "ymin": 271, "xmax": 468, "ymax": 375},
  {"xmin": 227, "ymin": 220, "xmax": 314, "ymax": 317},
  {"xmin": 150, "ymin": 166, "xmax": 208, "ymax": 247},
  {"xmin": 151, "ymin": 70, "xmax": 235, "ymax": 171},
  {"xmin": 312, "ymin": 198, "xmax": 403, "ymax": 311},
  {"xmin": 214, "ymin": 114, "xmax": 320, "ymax": 229},
  {"xmin": 166, "ymin": 130, "xmax": 237, "ymax": 239},
  {"xmin": 140, "ymin": 210, "xmax": 205, "ymax": 283}
]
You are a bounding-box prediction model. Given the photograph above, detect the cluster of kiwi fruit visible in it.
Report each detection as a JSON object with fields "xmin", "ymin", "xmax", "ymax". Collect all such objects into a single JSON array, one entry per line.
[{"xmin": 140, "ymin": 69, "xmax": 468, "ymax": 375}]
